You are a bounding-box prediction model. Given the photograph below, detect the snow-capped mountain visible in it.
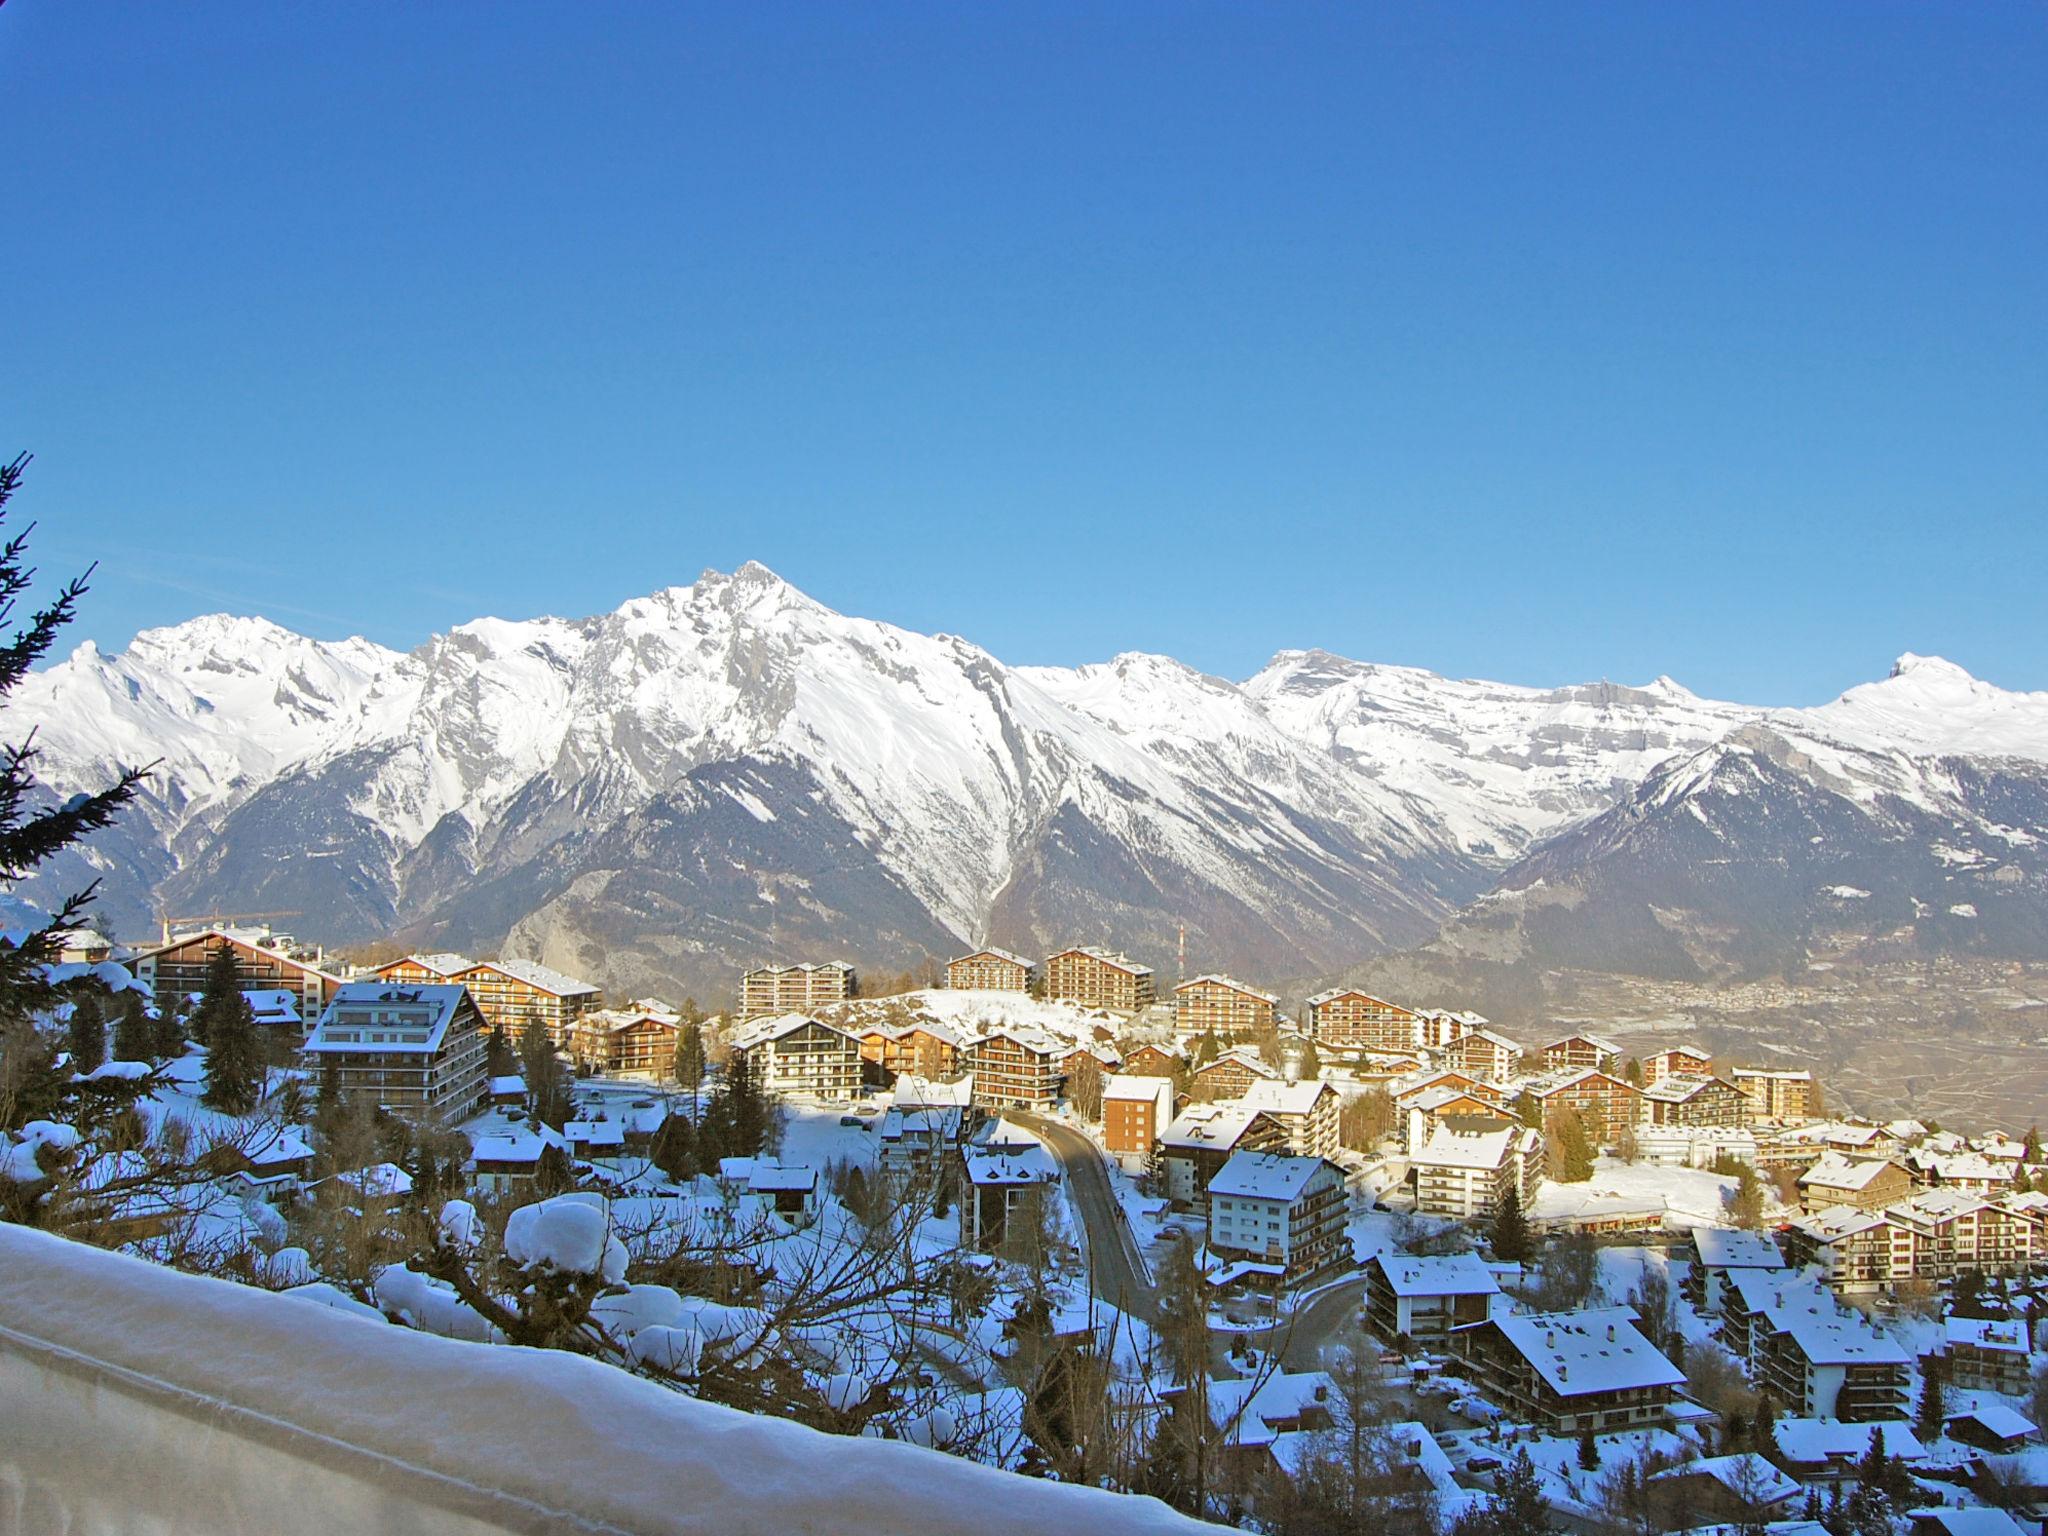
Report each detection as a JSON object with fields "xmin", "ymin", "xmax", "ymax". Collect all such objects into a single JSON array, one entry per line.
[{"xmin": 12, "ymin": 567, "xmax": 2047, "ymax": 999}]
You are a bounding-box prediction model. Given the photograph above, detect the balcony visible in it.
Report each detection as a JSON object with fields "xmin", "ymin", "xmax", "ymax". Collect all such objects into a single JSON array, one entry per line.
[{"xmin": 0, "ymin": 1224, "xmax": 1222, "ymax": 1536}]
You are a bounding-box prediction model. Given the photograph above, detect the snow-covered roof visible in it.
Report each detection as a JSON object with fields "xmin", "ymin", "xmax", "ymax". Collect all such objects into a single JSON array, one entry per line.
[
  {"xmin": 727, "ymin": 1013, "xmax": 856, "ymax": 1052},
  {"xmin": 304, "ymin": 983, "xmax": 474, "ymax": 1055},
  {"xmin": 1305, "ymin": 987, "xmax": 1410, "ymax": 1009},
  {"xmin": 1761, "ymin": 1287, "xmax": 1910, "ymax": 1367},
  {"xmin": 1206, "ymin": 1150, "xmax": 1330, "ymax": 1203},
  {"xmin": 970, "ymin": 1024, "xmax": 1069, "ymax": 1058},
  {"xmin": 1048, "ymin": 946, "xmax": 1151, "ymax": 976},
  {"xmin": 1475, "ymin": 1308, "xmax": 1683, "ymax": 1397},
  {"xmin": 1194, "ymin": 1047, "xmax": 1280, "ymax": 1080},
  {"xmin": 471, "ymin": 1130, "xmax": 550, "ymax": 1165},
  {"xmin": 1773, "ymin": 1418, "xmax": 1927, "ymax": 1464},
  {"xmin": 737, "ymin": 1161, "xmax": 817, "ymax": 1194},
  {"xmin": 962, "ymin": 1142, "xmax": 1058, "ymax": 1187},
  {"xmin": 1651, "ymin": 1453, "xmax": 1798, "ymax": 1506},
  {"xmin": 490, "ymin": 1074, "xmax": 526, "ymax": 1096},
  {"xmin": 1527, "ymin": 1067, "xmax": 1635, "ymax": 1098},
  {"xmin": 1799, "ymin": 1153, "xmax": 1905, "ymax": 1191},
  {"xmin": 564, "ymin": 1120, "xmax": 626, "ymax": 1150},
  {"xmin": 1413, "ymin": 1118, "xmax": 1528, "ymax": 1171},
  {"xmin": 1640, "ymin": 1073, "xmax": 1736, "ymax": 1103},
  {"xmin": 1946, "ymin": 1315, "xmax": 2029, "ymax": 1353},
  {"xmin": 1159, "ymin": 1102, "xmax": 1272, "ymax": 1152},
  {"xmin": 1239, "ymin": 1078, "xmax": 1336, "ymax": 1117},
  {"xmin": 1692, "ymin": 1227, "xmax": 1786, "ymax": 1270},
  {"xmin": 1730, "ymin": 1066, "xmax": 1813, "ymax": 1082},
  {"xmin": 1906, "ymin": 1510, "xmax": 2028, "ymax": 1536},
  {"xmin": 1175, "ymin": 974, "xmax": 1279, "ymax": 1005},
  {"xmin": 1946, "ymin": 1405, "xmax": 2037, "ymax": 1442},
  {"xmin": 337, "ymin": 1162, "xmax": 414, "ymax": 1198},
  {"xmin": 1449, "ymin": 1026, "xmax": 1523, "ymax": 1054},
  {"xmin": 388, "ymin": 952, "xmax": 475, "ymax": 977},
  {"xmin": 1102, "ymin": 1074, "xmax": 1175, "ymax": 1107},
  {"xmin": 1198, "ymin": 1370, "xmax": 1333, "ymax": 1448},
  {"xmin": 464, "ymin": 957, "xmax": 601, "ymax": 998},
  {"xmin": 950, "ymin": 947, "xmax": 1035, "ymax": 970},
  {"xmin": 891, "ymin": 1074, "xmax": 976, "ymax": 1110},
  {"xmin": 1544, "ymin": 1032, "xmax": 1621, "ymax": 1056},
  {"xmin": 1367, "ymin": 1251, "xmax": 1500, "ymax": 1299}
]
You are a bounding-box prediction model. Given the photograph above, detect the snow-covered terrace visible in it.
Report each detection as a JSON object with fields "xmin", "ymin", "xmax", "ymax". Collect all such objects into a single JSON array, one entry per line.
[{"xmin": 0, "ymin": 1224, "xmax": 1223, "ymax": 1536}]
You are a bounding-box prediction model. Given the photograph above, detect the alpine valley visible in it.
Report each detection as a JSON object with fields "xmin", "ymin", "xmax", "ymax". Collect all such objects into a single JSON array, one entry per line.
[{"xmin": 16, "ymin": 565, "xmax": 2048, "ymax": 1061}]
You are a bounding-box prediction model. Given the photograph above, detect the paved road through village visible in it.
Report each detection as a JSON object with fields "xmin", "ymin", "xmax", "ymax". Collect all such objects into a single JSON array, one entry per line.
[{"xmin": 1010, "ymin": 1112, "xmax": 1160, "ymax": 1325}]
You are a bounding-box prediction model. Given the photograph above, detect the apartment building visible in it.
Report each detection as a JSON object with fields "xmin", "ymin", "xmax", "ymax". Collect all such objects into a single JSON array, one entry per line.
[
  {"xmin": 964, "ymin": 1026, "xmax": 1068, "ymax": 1112},
  {"xmin": 739, "ymin": 962, "xmax": 857, "ymax": 1019},
  {"xmin": 960, "ymin": 1141, "xmax": 1061, "ymax": 1254},
  {"xmin": 1206, "ymin": 1153, "xmax": 1349, "ymax": 1284},
  {"xmin": 1451, "ymin": 1308, "xmax": 1684, "ymax": 1434},
  {"xmin": 1363, "ymin": 1252, "xmax": 1501, "ymax": 1346},
  {"xmin": 856, "ymin": 1022, "xmax": 966, "ymax": 1083},
  {"xmin": 1189, "ymin": 1047, "xmax": 1281, "ymax": 1104},
  {"xmin": 1644, "ymin": 1047, "xmax": 1713, "ymax": 1084},
  {"xmin": 725, "ymin": 1014, "xmax": 864, "ymax": 1104},
  {"xmin": 301, "ymin": 983, "xmax": 489, "ymax": 1127},
  {"xmin": 568, "ymin": 1004, "xmax": 682, "ymax": 1079},
  {"xmin": 945, "ymin": 947, "xmax": 1035, "ymax": 993},
  {"xmin": 1173, "ymin": 974, "xmax": 1278, "ymax": 1037},
  {"xmin": 1540, "ymin": 1034, "xmax": 1622, "ymax": 1075},
  {"xmin": 1522, "ymin": 1069, "xmax": 1644, "ymax": 1143},
  {"xmin": 1122, "ymin": 1042, "xmax": 1185, "ymax": 1080},
  {"xmin": 1102, "ymin": 1074, "xmax": 1175, "ymax": 1171},
  {"xmin": 1799, "ymin": 1154, "xmax": 1913, "ymax": 1213},
  {"xmin": 1041, "ymin": 947, "xmax": 1155, "ymax": 1013},
  {"xmin": 1640, "ymin": 1074, "xmax": 1752, "ymax": 1129},
  {"xmin": 1942, "ymin": 1317, "xmax": 2032, "ymax": 1396},
  {"xmin": 1681, "ymin": 1227, "xmax": 1787, "ymax": 1317},
  {"xmin": 374, "ymin": 953, "xmax": 474, "ymax": 987},
  {"xmin": 444, "ymin": 958, "xmax": 603, "ymax": 1049},
  {"xmin": 1238, "ymin": 1078, "xmax": 1341, "ymax": 1161},
  {"xmin": 1305, "ymin": 989, "xmax": 1422, "ymax": 1052},
  {"xmin": 1749, "ymin": 1281, "xmax": 1910, "ymax": 1421},
  {"xmin": 1732, "ymin": 1067, "xmax": 1817, "ymax": 1123},
  {"xmin": 1415, "ymin": 1009, "xmax": 1484, "ymax": 1051},
  {"xmin": 1158, "ymin": 1103, "xmax": 1286, "ymax": 1209},
  {"xmin": 1412, "ymin": 1117, "xmax": 1545, "ymax": 1221},
  {"xmin": 136, "ymin": 926, "xmax": 344, "ymax": 1022},
  {"xmin": 1439, "ymin": 1028, "xmax": 1524, "ymax": 1085}
]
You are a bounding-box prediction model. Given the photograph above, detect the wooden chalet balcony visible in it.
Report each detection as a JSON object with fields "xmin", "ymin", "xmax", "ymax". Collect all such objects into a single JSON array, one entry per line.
[{"xmin": 0, "ymin": 1226, "xmax": 1221, "ymax": 1536}]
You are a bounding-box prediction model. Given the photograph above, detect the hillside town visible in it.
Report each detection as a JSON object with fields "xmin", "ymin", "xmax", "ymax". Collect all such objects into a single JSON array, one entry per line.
[{"xmin": 9, "ymin": 914, "xmax": 2048, "ymax": 1534}]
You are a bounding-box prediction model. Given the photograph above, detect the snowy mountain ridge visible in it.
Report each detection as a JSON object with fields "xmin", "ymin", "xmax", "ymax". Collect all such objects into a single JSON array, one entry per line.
[{"xmin": 11, "ymin": 563, "xmax": 2047, "ymax": 995}]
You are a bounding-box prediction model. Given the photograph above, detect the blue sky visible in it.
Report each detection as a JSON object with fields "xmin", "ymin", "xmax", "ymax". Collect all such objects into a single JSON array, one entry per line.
[{"xmin": 2, "ymin": 4, "xmax": 2042, "ymax": 704}]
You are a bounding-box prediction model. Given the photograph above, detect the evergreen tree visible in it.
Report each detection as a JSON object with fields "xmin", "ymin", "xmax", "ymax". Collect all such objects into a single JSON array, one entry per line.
[
  {"xmin": 723, "ymin": 1047, "xmax": 772, "ymax": 1155},
  {"xmin": 520, "ymin": 1017, "xmax": 571, "ymax": 1129},
  {"xmin": 1296, "ymin": 1039, "xmax": 1320, "ymax": 1080},
  {"xmin": 202, "ymin": 992, "xmax": 263, "ymax": 1114},
  {"xmin": 112, "ymin": 990, "xmax": 151, "ymax": 1062},
  {"xmin": 1489, "ymin": 1185, "xmax": 1532, "ymax": 1263},
  {"xmin": 650, "ymin": 1112, "xmax": 696, "ymax": 1181},
  {"xmin": 1547, "ymin": 1105, "xmax": 1595, "ymax": 1182},
  {"xmin": 149, "ymin": 999, "xmax": 185, "ymax": 1061},
  {"xmin": 672, "ymin": 1020, "xmax": 706, "ymax": 1106},
  {"xmin": 484, "ymin": 1025, "xmax": 514, "ymax": 1079},
  {"xmin": 534, "ymin": 1142, "xmax": 575, "ymax": 1196},
  {"xmin": 191, "ymin": 941, "xmax": 244, "ymax": 1047},
  {"xmin": 1577, "ymin": 1427, "xmax": 1599, "ymax": 1469},
  {"xmin": 1915, "ymin": 1352, "xmax": 1948, "ymax": 1443},
  {"xmin": 1517, "ymin": 1091, "xmax": 1545, "ymax": 1129},
  {"xmin": 66, "ymin": 993, "xmax": 105, "ymax": 1076}
]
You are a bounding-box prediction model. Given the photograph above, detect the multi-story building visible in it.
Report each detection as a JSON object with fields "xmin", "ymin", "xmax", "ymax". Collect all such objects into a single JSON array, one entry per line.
[
  {"xmin": 1640, "ymin": 1074, "xmax": 1752, "ymax": 1129},
  {"xmin": 1121, "ymin": 1042, "xmax": 1185, "ymax": 1080},
  {"xmin": 135, "ymin": 926, "xmax": 344, "ymax": 1022},
  {"xmin": 443, "ymin": 959, "xmax": 602, "ymax": 1049},
  {"xmin": 1401, "ymin": 1085, "xmax": 1512, "ymax": 1157},
  {"xmin": 1539, "ymin": 1034, "xmax": 1622, "ymax": 1075},
  {"xmin": 1439, "ymin": 1028, "xmax": 1524, "ymax": 1085},
  {"xmin": 1882, "ymin": 1190, "xmax": 2041, "ymax": 1284},
  {"xmin": 964, "ymin": 1027, "xmax": 1068, "ymax": 1112},
  {"xmin": 1189, "ymin": 1048, "xmax": 1281, "ymax": 1104},
  {"xmin": 945, "ymin": 948, "xmax": 1036, "ymax": 993},
  {"xmin": 1450, "ymin": 1308, "xmax": 1684, "ymax": 1433},
  {"xmin": 960, "ymin": 1141, "xmax": 1061, "ymax": 1254},
  {"xmin": 1942, "ymin": 1317, "xmax": 2031, "ymax": 1395},
  {"xmin": 373, "ymin": 952, "xmax": 475, "ymax": 987},
  {"xmin": 1158, "ymin": 1103, "xmax": 1287, "ymax": 1210},
  {"xmin": 1205, "ymin": 1152, "xmax": 1349, "ymax": 1284},
  {"xmin": 1041, "ymin": 948, "xmax": 1154, "ymax": 1014},
  {"xmin": 1238, "ymin": 1078, "xmax": 1341, "ymax": 1161},
  {"xmin": 855, "ymin": 1022, "xmax": 967, "ymax": 1083},
  {"xmin": 1522, "ymin": 1069, "xmax": 1644, "ymax": 1144},
  {"xmin": 1363, "ymin": 1252, "xmax": 1500, "ymax": 1346},
  {"xmin": 1644, "ymin": 1047, "xmax": 1713, "ymax": 1084},
  {"xmin": 1305, "ymin": 990, "xmax": 1422, "ymax": 1053},
  {"xmin": 725, "ymin": 1014, "xmax": 863, "ymax": 1104},
  {"xmin": 739, "ymin": 963, "xmax": 857, "ymax": 1019},
  {"xmin": 1780, "ymin": 1207, "xmax": 1894, "ymax": 1295},
  {"xmin": 1682, "ymin": 1227, "xmax": 1787, "ymax": 1317},
  {"xmin": 568, "ymin": 1003, "xmax": 682, "ymax": 1079},
  {"xmin": 1412, "ymin": 1117, "xmax": 1545, "ymax": 1221},
  {"xmin": 1749, "ymin": 1281, "xmax": 1910, "ymax": 1421},
  {"xmin": 1732, "ymin": 1067, "xmax": 1817, "ymax": 1123},
  {"xmin": 1799, "ymin": 1154, "xmax": 1914, "ymax": 1213},
  {"xmin": 1102, "ymin": 1075, "xmax": 1175, "ymax": 1172},
  {"xmin": 1416, "ymin": 1009, "xmax": 1484, "ymax": 1051},
  {"xmin": 1173, "ymin": 975, "xmax": 1278, "ymax": 1037},
  {"xmin": 301, "ymin": 983, "xmax": 489, "ymax": 1127}
]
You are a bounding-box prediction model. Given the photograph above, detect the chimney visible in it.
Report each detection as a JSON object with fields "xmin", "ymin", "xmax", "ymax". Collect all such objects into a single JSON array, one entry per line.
[{"xmin": 1607, "ymin": 1324, "xmax": 1616, "ymax": 1341}]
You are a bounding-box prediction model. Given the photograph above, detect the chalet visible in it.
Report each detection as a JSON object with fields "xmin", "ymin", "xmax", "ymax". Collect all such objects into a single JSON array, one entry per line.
[
  {"xmin": 1540, "ymin": 1034, "xmax": 1621, "ymax": 1075},
  {"xmin": 1680, "ymin": 1226, "xmax": 1786, "ymax": 1316},
  {"xmin": 1189, "ymin": 1047, "xmax": 1281, "ymax": 1104},
  {"xmin": 53, "ymin": 929, "xmax": 114, "ymax": 965},
  {"xmin": 1206, "ymin": 1153, "xmax": 1348, "ymax": 1285},
  {"xmin": 739, "ymin": 962, "xmax": 856, "ymax": 1019},
  {"xmin": 964, "ymin": 1026, "xmax": 1067, "ymax": 1111},
  {"xmin": 449, "ymin": 959, "xmax": 603, "ymax": 1050},
  {"xmin": 960, "ymin": 1140, "xmax": 1060, "ymax": 1253},
  {"xmin": 372, "ymin": 953, "xmax": 474, "ymax": 986},
  {"xmin": 721, "ymin": 1159, "xmax": 821, "ymax": 1225},
  {"xmin": 1165, "ymin": 1371, "xmax": 1339, "ymax": 1492},
  {"xmin": 1451, "ymin": 1307, "xmax": 1684, "ymax": 1433},
  {"xmin": 301, "ymin": 983, "xmax": 489, "ymax": 1127},
  {"xmin": 725, "ymin": 1014, "xmax": 864, "ymax": 1104},
  {"xmin": 1731, "ymin": 1066, "xmax": 1817, "ymax": 1123},
  {"xmin": 212, "ymin": 1127, "xmax": 315, "ymax": 1198},
  {"xmin": 945, "ymin": 947, "xmax": 1036, "ymax": 993},
  {"xmin": 570, "ymin": 1003, "xmax": 682, "ymax": 1079},
  {"xmin": 1640, "ymin": 1073, "xmax": 1751, "ymax": 1129},
  {"xmin": 1238, "ymin": 1078, "xmax": 1341, "ymax": 1161},
  {"xmin": 1522, "ymin": 1069, "xmax": 1643, "ymax": 1143},
  {"xmin": 1173, "ymin": 975, "xmax": 1278, "ymax": 1037},
  {"xmin": 1942, "ymin": 1316, "xmax": 2031, "ymax": 1395},
  {"xmin": 1645, "ymin": 1456, "xmax": 1801, "ymax": 1530},
  {"xmin": 1158, "ymin": 1102, "xmax": 1286, "ymax": 1209},
  {"xmin": 1772, "ymin": 1419, "xmax": 1929, "ymax": 1482},
  {"xmin": 1121, "ymin": 1042, "xmax": 1185, "ymax": 1080},
  {"xmin": 1907, "ymin": 1510, "xmax": 2028, "ymax": 1536},
  {"xmin": 1059, "ymin": 1042, "xmax": 1121, "ymax": 1081},
  {"xmin": 1644, "ymin": 1046, "xmax": 1713, "ymax": 1084},
  {"xmin": 1041, "ymin": 947, "xmax": 1154, "ymax": 1013},
  {"xmin": 469, "ymin": 1125, "xmax": 557, "ymax": 1198},
  {"xmin": 563, "ymin": 1119, "xmax": 627, "ymax": 1160},
  {"xmin": 135, "ymin": 926, "xmax": 343, "ymax": 1023},
  {"xmin": 1102, "ymin": 1074, "xmax": 1174, "ymax": 1172},
  {"xmin": 1411, "ymin": 1117, "xmax": 1545, "ymax": 1221},
  {"xmin": 1363, "ymin": 1251, "xmax": 1500, "ymax": 1346},
  {"xmin": 1438, "ymin": 1028, "xmax": 1523, "ymax": 1085},
  {"xmin": 1800, "ymin": 1154, "xmax": 1913, "ymax": 1213},
  {"xmin": 488, "ymin": 1074, "xmax": 525, "ymax": 1107},
  {"xmin": 1305, "ymin": 989, "xmax": 1421, "ymax": 1053},
  {"xmin": 1941, "ymin": 1406, "xmax": 2037, "ymax": 1456}
]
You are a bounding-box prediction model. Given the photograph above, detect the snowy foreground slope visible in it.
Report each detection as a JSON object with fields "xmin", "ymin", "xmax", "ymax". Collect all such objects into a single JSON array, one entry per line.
[
  {"xmin": 0, "ymin": 1224, "xmax": 1224, "ymax": 1536},
  {"xmin": 14, "ymin": 565, "xmax": 2048, "ymax": 994}
]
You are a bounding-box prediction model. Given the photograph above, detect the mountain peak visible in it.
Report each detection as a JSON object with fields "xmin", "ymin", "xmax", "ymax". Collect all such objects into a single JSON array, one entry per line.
[{"xmin": 1888, "ymin": 652, "xmax": 1976, "ymax": 683}]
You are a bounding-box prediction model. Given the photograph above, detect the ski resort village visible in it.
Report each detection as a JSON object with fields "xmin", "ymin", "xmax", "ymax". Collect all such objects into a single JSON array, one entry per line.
[{"xmin": 11, "ymin": 915, "xmax": 2048, "ymax": 1534}]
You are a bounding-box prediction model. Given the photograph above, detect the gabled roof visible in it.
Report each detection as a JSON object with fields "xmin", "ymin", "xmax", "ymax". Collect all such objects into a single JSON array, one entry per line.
[
  {"xmin": 969, "ymin": 1024, "xmax": 1068, "ymax": 1058},
  {"xmin": 949, "ymin": 947, "xmax": 1036, "ymax": 970},
  {"xmin": 1544, "ymin": 1033, "xmax": 1621, "ymax": 1056},
  {"xmin": 1944, "ymin": 1404, "xmax": 2036, "ymax": 1442},
  {"xmin": 1799, "ymin": 1153, "xmax": 1906, "ymax": 1190},
  {"xmin": 1207, "ymin": 1150, "xmax": 1332, "ymax": 1203},
  {"xmin": 1175, "ymin": 974, "xmax": 1279, "ymax": 1006},
  {"xmin": 1412, "ymin": 1118, "xmax": 1528, "ymax": 1171},
  {"xmin": 1640, "ymin": 1072, "xmax": 1740, "ymax": 1103},
  {"xmin": 303, "ymin": 983, "xmax": 476, "ymax": 1055},
  {"xmin": 459, "ymin": 957, "xmax": 601, "ymax": 998},
  {"xmin": 1773, "ymin": 1417, "xmax": 1927, "ymax": 1465},
  {"xmin": 1367, "ymin": 1251, "xmax": 1500, "ymax": 1299},
  {"xmin": 1692, "ymin": 1227, "xmax": 1786, "ymax": 1270},
  {"xmin": 1528, "ymin": 1067, "xmax": 1638, "ymax": 1099},
  {"xmin": 962, "ymin": 1141, "xmax": 1058, "ymax": 1186},
  {"xmin": 1473, "ymin": 1308, "xmax": 1683, "ymax": 1397},
  {"xmin": 382, "ymin": 952, "xmax": 475, "ymax": 978},
  {"xmin": 1240, "ymin": 1078, "xmax": 1337, "ymax": 1117},
  {"xmin": 727, "ymin": 1012, "xmax": 859, "ymax": 1052},
  {"xmin": 1447, "ymin": 1026, "xmax": 1523, "ymax": 1054},
  {"xmin": 1650, "ymin": 1453, "xmax": 1798, "ymax": 1507},
  {"xmin": 1046, "ymin": 946, "xmax": 1152, "ymax": 977},
  {"xmin": 1194, "ymin": 1048, "xmax": 1280, "ymax": 1081},
  {"xmin": 1160, "ymin": 1103, "xmax": 1275, "ymax": 1153},
  {"xmin": 1102, "ymin": 1074, "xmax": 1175, "ymax": 1106},
  {"xmin": 1945, "ymin": 1315, "xmax": 2028, "ymax": 1353},
  {"xmin": 1306, "ymin": 987, "xmax": 1413, "ymax": 1010}
]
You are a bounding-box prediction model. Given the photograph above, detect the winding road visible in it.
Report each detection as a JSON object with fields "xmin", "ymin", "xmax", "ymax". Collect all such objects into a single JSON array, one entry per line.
[{"xmin": 1010, "ymin": 1112, "xmax": 1160, "ymax": 1324}]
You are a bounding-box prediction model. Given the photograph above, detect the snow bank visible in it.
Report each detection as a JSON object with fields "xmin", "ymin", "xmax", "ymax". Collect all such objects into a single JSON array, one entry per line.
[
  {"xmin": 503, "ymin": 1195, "xmax": 628, "ymax": 1282},
  {"xmin": 0, "ymin": 1225, "xmax": 1225, "ymax": 1534}
]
